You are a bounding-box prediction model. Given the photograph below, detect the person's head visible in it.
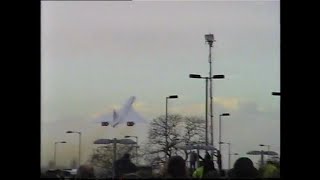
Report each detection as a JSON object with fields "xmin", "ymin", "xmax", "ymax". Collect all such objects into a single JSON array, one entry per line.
[
  {"xmin": 231, "ymin": 157, "xmax": 258, "ymax": 178},
  {"xmin": 166, "ymin": 155, "xmax": 187, "ymax": 178},
  {"xmin": 234, "ymin": 157, "xmax": 254, "ymax": 169},
  {"xmin": 123, "ymin": 153, "xmax": 130, "ymax": 160},
  {"xmin": 204, "ymin": 152, "xmax": 211, "ymax": 161},
  {"xmin": 76, "ymin": 164, "xmax": 95, "ymax": 179}
]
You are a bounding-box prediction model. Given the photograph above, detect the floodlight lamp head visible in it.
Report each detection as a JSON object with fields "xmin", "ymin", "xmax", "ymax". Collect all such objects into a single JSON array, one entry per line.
[{"xmin": 205, "ymin": 34, "xmax": 215, "ymax": 46}]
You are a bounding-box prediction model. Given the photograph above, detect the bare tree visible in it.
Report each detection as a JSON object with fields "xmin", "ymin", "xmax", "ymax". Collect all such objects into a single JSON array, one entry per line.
[
  {"xmin": 180, "ymin": 116, "xmax": 206, "ymax": 160},
  {"xmin": 89, "ymin": 144, "xmax": 137, "ymax": 170},
  {"xmin": 89, "ymin": 147, "xmax": 114, "ymax": 169},
  {"xmin": 139, "ymin": 145, "xmax": 162, "ymax": 166},
  {"xmin": 145, "ymin": 114, "xmax": 206, "ymax": 163},
  {"xmin": 146, "ymin": 114, "xmax": 182, "ymax": 162}
]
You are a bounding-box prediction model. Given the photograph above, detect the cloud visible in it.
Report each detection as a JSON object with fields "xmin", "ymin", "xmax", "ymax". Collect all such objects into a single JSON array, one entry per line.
[
  {"xmin": 133, "ymin": 102, "xmax": 145, "ymax": 108},
  {"xmin": 171, "ymin": 103, "xmax": 205, "ymax": 117},
  {"xmin": 214, "ymin": 97, "xmax": 240, "ymax": 110},
  {"xmin": 132, "ymin": 102, "xmax": 164, "ymax": 120},
  {"xmin": 90, "ymin": 104, "xmax": 121, "ymax": 118},
  {"xmin": 166, "ymin": 98, "xmax": 256, "ymax": 117},
  {"xmin": 132, "ymin": 102, "xmax": 153, "ymax": 113}
]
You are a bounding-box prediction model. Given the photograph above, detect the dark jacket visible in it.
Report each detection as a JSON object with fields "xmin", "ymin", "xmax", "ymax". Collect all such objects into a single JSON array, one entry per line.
[
  {"xmin": 228, "ymin": 168, "xmax": 259, "ymax": 178},
  {"xmin": 114, "ymin": 157, "xmax": 137, "ymax": 178},
  {"xmin": 190, "ymin": 152, "xmax": 197, "ymax": 162}
]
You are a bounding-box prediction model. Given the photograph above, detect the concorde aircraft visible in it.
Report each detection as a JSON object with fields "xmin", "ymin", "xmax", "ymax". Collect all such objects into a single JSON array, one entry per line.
[{"xmin": 93, "ymin": 96, "xmax": 147, "ymax": 127}]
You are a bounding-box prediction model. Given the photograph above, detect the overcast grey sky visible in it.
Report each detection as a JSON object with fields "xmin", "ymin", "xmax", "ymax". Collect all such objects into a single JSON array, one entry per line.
[{"xmin": 41, "ymin": 0, "xmax": 280, "ymax": 169}]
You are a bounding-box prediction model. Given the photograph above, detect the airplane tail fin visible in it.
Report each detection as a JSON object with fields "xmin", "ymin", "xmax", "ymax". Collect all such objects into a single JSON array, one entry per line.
[{"xmin": 113, "ymin": 110, "xmax": 118, "ymax": 121}]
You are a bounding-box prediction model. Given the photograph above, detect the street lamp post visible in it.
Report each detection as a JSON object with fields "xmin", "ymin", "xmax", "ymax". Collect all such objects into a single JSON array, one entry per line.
[
  {"xmin": 196, "ymin": 34, "xmax": 227, "ymax": 165},
  {"xmin": 260, "ymin": 144, "xmax": 270, "ymax": 152},
  {"xmin": 189, "ymin": 74, "xmax": 208, "ymax": 145},
  {"xmin": 205, "ymin": 34, "xmax": 216, "ymax": 149},
  {"xmin": 124, "ymin": 135, "xmax": 138, "ymax": 164},
  {"xmin": 228, "ymin": 143, "xmax": 230, "ymax": 170},
  {"xmin": 189, "ymin": 74, "xmax": 208, "ymax": 146},
  {"xmin": 54, "ymin": 141, "xmax": 66, "ymax": 168},
  {"xmin": 165, "ymin": 95, "xmax": 178, "ymax": 160},
  {"xmin": 230, "ymin": 153, "xmax": 239, "ymax": 169},
  {"xmin": 260, "ymin": 144, "xmax": 271, "ymax": 160},
  {"xmin": 66, "ymin": 131, "xmax": 82, "ymax": 167},
  {"xmin": 205, "ymin": 78, "xmax": 208, "ymax": 146},
  {"xmin": 220, "ymin": 142, "xmax": 233, "ymax": 170},
  {"xmin": 189, "ymin": 74, "xmax": 224, "ymax": 146},
  {"xmin": 219, "ymin": 113, "xmax": 230, "ymax": 152}
]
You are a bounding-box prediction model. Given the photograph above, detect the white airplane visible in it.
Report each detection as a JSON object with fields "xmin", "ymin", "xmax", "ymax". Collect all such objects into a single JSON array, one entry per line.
[{"xmin": 93, "ymin": 96, "xmax": 147, "ymax": 128}]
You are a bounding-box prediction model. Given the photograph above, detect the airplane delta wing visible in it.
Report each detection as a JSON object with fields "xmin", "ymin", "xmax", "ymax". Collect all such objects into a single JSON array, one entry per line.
[
  {"xmin": 93, "ymin": 96, "xmax": 147, "ymax": 128},
  {"xmin": 111, "ymin": 106, "xmax": 147, "ymax": 127},
  {"xmin": 93, "ymin": 113, "xmax": 113, "ymax": 126},
  {"xmin": 93, "ymin": 110, "xmax": 119, "ymax": 126},
  {"xmin": 126, "ymin": 107, "xmax": 147, "ymax": 123}
]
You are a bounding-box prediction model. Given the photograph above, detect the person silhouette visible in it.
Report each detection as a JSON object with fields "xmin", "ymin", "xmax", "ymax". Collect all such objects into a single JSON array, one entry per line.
[
  {"xmin": 193, "ymin": 153, "xmax": 219, "ymax": 179},
  {"xmin": 114, "ymin": 153, "xmax": 137, "ymax": 178},
  {"xmin": 190, "ymin": 151, "xmax": 197, "ymax": 171},
  {"xmin": 165, "ymin": 155, "xmax": 189, "ymax": 178},
  {"xmin": 228, "ymin": 157, "xmax": 259, "ymax": 178}
]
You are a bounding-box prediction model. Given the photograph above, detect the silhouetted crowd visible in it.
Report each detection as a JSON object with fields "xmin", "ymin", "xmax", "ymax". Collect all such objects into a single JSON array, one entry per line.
[{"xmin": 41, "ymin": 152, "xmax": 280, "ymax": 179}]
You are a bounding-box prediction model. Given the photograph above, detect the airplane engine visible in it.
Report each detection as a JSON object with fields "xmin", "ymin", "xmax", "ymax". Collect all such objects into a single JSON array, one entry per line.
[
  {"xmin": 101, "ymin": 122, "xmax": 109, "ymax": 126},
  {"xmin": 127, "ymin": 122, "xmax": 135, "ymax": 126}
]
